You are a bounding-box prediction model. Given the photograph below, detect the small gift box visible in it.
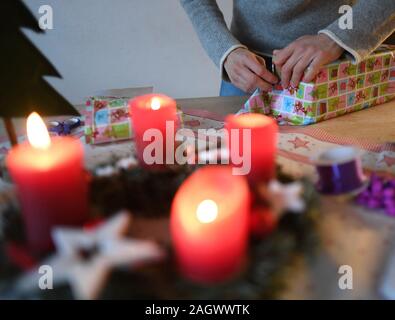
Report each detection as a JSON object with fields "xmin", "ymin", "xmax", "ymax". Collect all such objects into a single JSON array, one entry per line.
[
  {"xmin": 84, "ymin": 97, "xmax": 133, "ymax": 144},
  {"xmin": 240, "ymin": 45, "xmax": 395, "ymax": 125},
  {"xmin": 84, "ymin": 96, "xmax": 183, "ymax": 144}
]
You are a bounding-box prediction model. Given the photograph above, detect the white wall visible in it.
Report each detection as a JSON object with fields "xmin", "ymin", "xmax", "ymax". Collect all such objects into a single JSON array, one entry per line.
[{"xmin": 23, "ymin": 0, "xmax": 233, "ymax": 104}]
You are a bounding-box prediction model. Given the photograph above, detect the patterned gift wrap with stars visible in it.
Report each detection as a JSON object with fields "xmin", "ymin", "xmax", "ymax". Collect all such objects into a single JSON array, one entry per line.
[
  {"xmin": 84, "ymin": 97, "xmax": 134, "ymax": 145},
  {"xmin": 241, "ymin": 45, "xmax": 395, "ymax": 125}
]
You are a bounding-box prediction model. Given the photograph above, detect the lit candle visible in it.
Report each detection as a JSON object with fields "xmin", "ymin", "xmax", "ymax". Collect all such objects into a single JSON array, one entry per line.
[
  {"xmin": 6, "ymin": 113, "xmax": 88, "ymax": 253},
  {"xmin": 171, "ymin": 166, "xmax": 250, "ymax": 283},
  {"xmin": 225, "ymin": 113, "xmax": 278, "ymax": 183},
  {"xmin": 129, "ymin": 94, "xmax": 178, "ymax": 167}
]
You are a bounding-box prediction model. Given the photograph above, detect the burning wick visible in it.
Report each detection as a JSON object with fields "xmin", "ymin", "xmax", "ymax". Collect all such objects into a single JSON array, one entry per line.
[
  {"xmin": 151, "ymin": 98, "xmax": 161, "ymax": 111},
  {"xmin": 196, "ymin": 199, "xmax": 218, "ymax": 224}
]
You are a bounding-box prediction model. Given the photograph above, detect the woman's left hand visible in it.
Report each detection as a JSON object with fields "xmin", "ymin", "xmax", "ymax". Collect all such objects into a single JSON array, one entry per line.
[{"xmin": 273, "ymin": 34, "xmax": 344, "ymax": 88}]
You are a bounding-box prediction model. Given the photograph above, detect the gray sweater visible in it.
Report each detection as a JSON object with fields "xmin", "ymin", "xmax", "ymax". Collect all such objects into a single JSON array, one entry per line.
[{"xmin": 181, "ymin": 0, "xmax": 395, "ymax": 73}]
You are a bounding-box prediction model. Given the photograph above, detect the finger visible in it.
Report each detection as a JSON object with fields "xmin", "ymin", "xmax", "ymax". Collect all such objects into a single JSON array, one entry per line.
[
  {"xmin": 241, "ymin": 69, "xmax": 273, "ymax": 93},
  {"xmin": 280, "ymin": 51, "xmax": 304, "ymax": 88},
  {"xmin": 243, "ymin": 55, "xmax": 278, "ymax": 84},
  {"xmin": 303, "ymin": 54, "xmax": 326, "ymax": 83},
  {"xmin": 239, "ymin": 70, "xmax": 259, "ymax": 93},
  {"xmin": 230, "ymin": 78, "xmax": 249, "ymax": 93},
  {"xmin": 230, "ymin": 67, "xmax": 259, "ymax": 93},
  {"xmin": 244, "ymin": 56, "xmax": 278, "ymax": 84},
  {"xmin": 228, "ymin": 72, "xmax": 248, "ymax": 93},
  {"xmin": 273, "ymin": 44, "xmax": 295, "ymax": 66},
  {"xmin": 290, "ymin": 50, "xmax": 315, "ymax": 87},
  {"xmin": 255, "ymin": 78, "xmax": 274, "ymax": 92},
  {"xmin": 241, "ymin": 54, "xmax": 264, "ymax": 75},
  {"xmin": 255, "ymin": 55, "xmax": 267, "ymax": 67}
]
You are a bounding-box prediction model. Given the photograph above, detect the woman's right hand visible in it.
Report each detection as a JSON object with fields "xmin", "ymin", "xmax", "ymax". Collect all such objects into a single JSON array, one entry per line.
[{"xmin": 224, "ymin": 48, "xmax": 278, "ymax": 93}]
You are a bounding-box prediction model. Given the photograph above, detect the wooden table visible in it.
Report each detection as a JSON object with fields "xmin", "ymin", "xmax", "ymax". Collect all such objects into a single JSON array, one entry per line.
[
  {"xmin": 3, "ymin": 94, "xmax": 395, "ymax": 145},
  {"xmin": 2, "ymin": 95, "xmax": 395, "ymax": 299},
  {"xmin": 178, "ymin": 96, "xmax": 395, "ymax": 144}
]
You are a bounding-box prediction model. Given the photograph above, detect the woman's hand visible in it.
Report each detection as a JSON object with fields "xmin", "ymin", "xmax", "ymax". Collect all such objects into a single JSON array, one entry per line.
[
  {"xmin": 224, "ymin": 48, "xmax": 278, "ymax": 93},
  {"xmin": 273, "ymin": 34, "xmax": 344, "ymax": 88}
]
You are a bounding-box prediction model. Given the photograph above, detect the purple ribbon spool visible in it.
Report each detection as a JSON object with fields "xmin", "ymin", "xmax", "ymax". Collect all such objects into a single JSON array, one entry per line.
[{"xmin": 314, "ymin": 147, "xmax": 366, "ymax": 195}]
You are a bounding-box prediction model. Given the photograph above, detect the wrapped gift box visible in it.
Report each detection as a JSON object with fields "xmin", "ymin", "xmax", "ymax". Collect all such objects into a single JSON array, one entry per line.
[
  {"xmin": 84, "ymin": 97, "xmax": 132, "ymax": 144},
  {"xmin": 84, "ymin": 96, "xmax": 183, "ymax": 144},
  {"xmin": 240, "ymin": 45, "xmax": 395, "ymax": 125}
]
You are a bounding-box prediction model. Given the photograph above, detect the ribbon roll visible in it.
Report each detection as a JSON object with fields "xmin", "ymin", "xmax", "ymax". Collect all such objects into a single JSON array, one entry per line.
[{"xmin": 313, "ymin": 147, "xmax": 367, "ymax": 195}]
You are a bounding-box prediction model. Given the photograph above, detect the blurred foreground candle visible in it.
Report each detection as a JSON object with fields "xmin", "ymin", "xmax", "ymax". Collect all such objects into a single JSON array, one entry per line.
[
  {"xmin": 129, "ymin": 94, "xmax": 178, "ymax": 167},
  {"xmin": 6, "ymin": 113, "xmax": 88, "ymax": 253},
  {"xmin": 171, "ymin": 166, "xmax": 250, "ymax": 283},
  {"xmin": 225, "ymin": 113, "xmax": 278, "ymax": 183}
]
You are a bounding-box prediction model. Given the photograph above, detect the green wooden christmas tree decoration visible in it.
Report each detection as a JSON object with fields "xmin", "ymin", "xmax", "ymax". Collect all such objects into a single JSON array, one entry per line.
[{"xmin": 1, "ymin": 0, "xmax": 79, "ymax": 145}]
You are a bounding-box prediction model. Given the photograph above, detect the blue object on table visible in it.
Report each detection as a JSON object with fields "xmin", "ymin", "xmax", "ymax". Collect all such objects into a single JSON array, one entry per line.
[
  {"xmin": 63, "ymin": 118, "xmax": 82, "ymax": 134},
  {"xmin": 48, "ymin": 121, "xmax": 64, "ymax": 135},
  {"xmin": 219, "ymin": 80, "xmax": 247, "ymax": 97},
  {"xmin": 48, "ymin": 117, "xmax": 82, "ymax": 136}
]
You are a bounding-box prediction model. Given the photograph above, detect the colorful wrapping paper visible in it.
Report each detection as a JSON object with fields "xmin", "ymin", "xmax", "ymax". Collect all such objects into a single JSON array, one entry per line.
[
  {"xmin": 84, "ymin": 96, "xmax": 183, "ymax": 145},
  {"xmin": 240, "ymin": 45, "xmax": 395, "ymax": 125}
]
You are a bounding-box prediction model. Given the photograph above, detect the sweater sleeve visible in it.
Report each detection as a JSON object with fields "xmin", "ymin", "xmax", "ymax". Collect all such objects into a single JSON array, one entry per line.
[
  {"xmin": 180, "ymin": 0, "xmax": 245, "ymax": 70},
  {"xmin": 319, "ymin": 0, "xmax": 395, "ymax": 63}
]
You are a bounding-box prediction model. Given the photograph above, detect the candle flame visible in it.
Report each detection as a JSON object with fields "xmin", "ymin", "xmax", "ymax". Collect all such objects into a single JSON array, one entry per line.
[
  {"xmin": 151, "ymin": 98, "xmax": 161, "ymax": 110},
  {"xmin": 27, "ymin": 112, "xmax": 51, "ymax": 150},
  {"xmin": 196, "ymin": 199, "xmax": 218, "ymax": 224}
]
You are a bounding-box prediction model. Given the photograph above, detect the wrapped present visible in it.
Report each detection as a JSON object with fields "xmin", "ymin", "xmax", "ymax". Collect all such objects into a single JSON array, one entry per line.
[
  {"xmin": 84, "ymin": 97, "xmax": 133, "ymax": 144},
  {"xmin": 240, "ymin": 45, "xmax": 395, "ymax": 125},
  {"xmin": 84, "ymin": 96, "xmax": 183, "ymax": 144}
]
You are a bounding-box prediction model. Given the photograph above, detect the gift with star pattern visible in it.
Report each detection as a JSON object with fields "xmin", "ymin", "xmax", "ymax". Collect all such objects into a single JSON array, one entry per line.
[{"xmin": 240, "ymin": 45, "xmax": 395, "ymax": 125}]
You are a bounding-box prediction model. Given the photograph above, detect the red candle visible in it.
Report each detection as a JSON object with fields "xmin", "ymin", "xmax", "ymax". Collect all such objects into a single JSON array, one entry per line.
[
  {"xmin": 225, "ymin": 113, "xmax": 278, "ymax": 183},
  {"xmin": 6, "ymin": 113, "xmax": 88, "ymax": 253},
  {"xmin": 171, "ymin": 166, "xmax": 250, "ymax": 283},
  {"xmin": 129, "ymin": 94, "xmax": 178, "ymax": 167}
]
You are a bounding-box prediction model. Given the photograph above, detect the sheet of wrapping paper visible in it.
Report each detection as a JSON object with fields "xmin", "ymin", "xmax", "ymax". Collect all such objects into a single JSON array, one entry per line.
[{"xmin": 240, "ymin": 45, "xmax": 395, "ymax": 125}]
